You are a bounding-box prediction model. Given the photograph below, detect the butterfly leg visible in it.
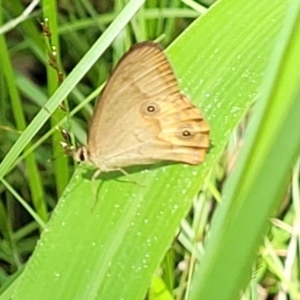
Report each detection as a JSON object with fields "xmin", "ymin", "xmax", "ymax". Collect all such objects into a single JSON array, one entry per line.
[
  {"xmin": 115, "ymin": 168, "xmax": 129, "ymax": 177},
  {"xmin": 114, "ymin": 168, "xmax": 145, "ymax": 187},
  {"xmin": 92, "ymin": 169, "xmax": 102, "ymax": 181}
]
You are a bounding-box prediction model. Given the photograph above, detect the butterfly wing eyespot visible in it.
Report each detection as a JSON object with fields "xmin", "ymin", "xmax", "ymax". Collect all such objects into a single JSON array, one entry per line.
[
  {"xmin": 182, "ymin": 130, "xmax": 192, "ymax": 137},
  {"xmin": 176, "ymin": 124, "xmax": 195, "ymax": 140},
  {"xmin": 140, "ymin": 102, "xmax": 160, "ymax": 116},
  {"xmin": 147, "ymin": 105, "xmax": 155, "ymax": 113}
]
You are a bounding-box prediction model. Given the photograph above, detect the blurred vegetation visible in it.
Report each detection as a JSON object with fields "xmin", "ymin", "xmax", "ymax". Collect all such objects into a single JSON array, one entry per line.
[{"xmin": 0, "ymin": 0, "xmax": 299, "ymax": 299}]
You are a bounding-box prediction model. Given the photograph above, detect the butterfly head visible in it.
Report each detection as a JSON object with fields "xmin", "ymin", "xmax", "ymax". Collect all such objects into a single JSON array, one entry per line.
[
  {"xmin": 74, "ymin": 146, "xmax": 89, "ymax": 163},
  {"xmin": 60, "ymin": 140, "xmax": 89, "ymax": 163}
]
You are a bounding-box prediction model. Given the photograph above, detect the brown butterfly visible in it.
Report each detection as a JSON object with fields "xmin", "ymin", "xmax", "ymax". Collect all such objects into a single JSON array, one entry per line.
[{"xmin": 71, "ymin": 42, "xmax": 210, "ymax": 177}]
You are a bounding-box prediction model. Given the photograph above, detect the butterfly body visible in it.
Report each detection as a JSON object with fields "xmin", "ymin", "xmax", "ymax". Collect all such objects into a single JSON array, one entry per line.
[{"xmin": 75, "ymin": 42, "xmax": 210, "ymax": 174}]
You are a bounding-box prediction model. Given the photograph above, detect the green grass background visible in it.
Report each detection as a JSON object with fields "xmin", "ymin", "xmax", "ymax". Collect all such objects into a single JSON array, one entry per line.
[{"xmin": 0, "ymin": 0, "xmax": 300, "ymax": 299}]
